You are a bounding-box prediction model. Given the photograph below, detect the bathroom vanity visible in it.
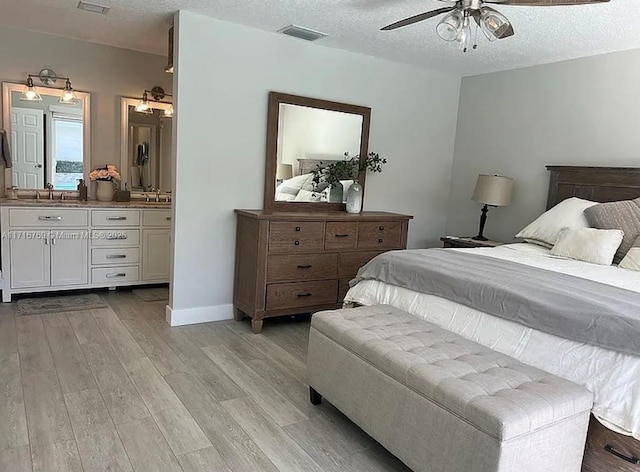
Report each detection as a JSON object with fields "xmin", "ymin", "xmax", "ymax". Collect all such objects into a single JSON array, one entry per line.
[{"xmin": 0, "ymin": 199, "xmax": 171, "ymax": 302}]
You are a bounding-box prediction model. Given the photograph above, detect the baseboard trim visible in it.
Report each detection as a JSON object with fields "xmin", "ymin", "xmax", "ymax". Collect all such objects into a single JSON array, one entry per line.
[{"xmin": 165, "ymin": 303, "xmax": 233, "ymax": 326}]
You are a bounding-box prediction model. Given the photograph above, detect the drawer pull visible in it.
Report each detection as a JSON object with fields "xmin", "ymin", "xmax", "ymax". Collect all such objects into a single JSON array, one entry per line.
[
  {"xmin": 39, "ymin": 216, "xmax": 62, "ymax": 221},
  {"xmin": 106, "ymin": 273, "xmax": 127, "ymax": 279},
  {"xmin": 107, "ymin": 216, "xmax": 127, "ymax": 221},
  {"xmin": 166, "ymin": 217, "xmax": 171, "ymax": 221},
  {"xmin": 378, "ymin": 238, "xmax": 384, "ymax": 243},
  {"xmin": 294, "ymin": 240, "xmax": 300, "ymax": 246},
  {"xmin": 295, "ymin": 226, "xmax": 301, "ymax": 232},
  {"xmin": 297, "ymin": 292, "xmax": 312, "ymax": 298},
  {"xmin": 297, "ymin": 264, "xmax": 313, "ymax": 269},
  {"xmin": 604, "ymin": 445, "xmax": 640, "ymax": 465},
  {"xmin": 379, "ymin": 226, "xmax": 384, "ymax": 231},
  {"xmin": 334, "ymin": 234, "xmax": 350, "ymax": 238},
  {"xmin": 106, "ymin": 254, "xmax": 127, "ymax": 259},
  {"xmin": 107, "ymin": 235, "xmax": 127, "ymax": 240}
]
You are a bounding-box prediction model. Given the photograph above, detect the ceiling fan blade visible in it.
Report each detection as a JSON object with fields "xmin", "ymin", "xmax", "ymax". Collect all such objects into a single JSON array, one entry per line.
[
  {"xmin": 381, "ymin": 7, "xmax": 455, "ymax": 31},
  {"xmin": 484, "ymin": 0, "xmax": 608, "ymax": 5}
]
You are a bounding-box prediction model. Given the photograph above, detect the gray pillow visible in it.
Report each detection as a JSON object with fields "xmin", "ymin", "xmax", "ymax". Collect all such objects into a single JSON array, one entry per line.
[{"xmin": 584, "ymin": 197, "xmax": 640, "ymax": 264}]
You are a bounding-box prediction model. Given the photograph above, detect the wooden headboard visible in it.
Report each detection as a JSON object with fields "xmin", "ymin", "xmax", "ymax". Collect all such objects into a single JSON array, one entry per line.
[{"xmin": 546, "ymin": 166, "xmax": 640, "ymax": 209}]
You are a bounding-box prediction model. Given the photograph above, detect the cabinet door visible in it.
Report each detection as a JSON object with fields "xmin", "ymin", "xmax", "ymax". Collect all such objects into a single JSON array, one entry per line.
[
  {"xmin": 142, "ymin": 229, "xmax": 171, "ymax": 281},
  {"xmin": 50, "ymin": 231, "xmax": 88, "ymax": 287},
  {"xmin": 10, "ymin": 231, "xmax": 50, "ymax": 289}
]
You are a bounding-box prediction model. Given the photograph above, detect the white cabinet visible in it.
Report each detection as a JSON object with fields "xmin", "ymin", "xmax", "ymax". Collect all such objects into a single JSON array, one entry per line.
[
  {"xmin": 10, "ymin": 232, "xmax": 50, "ymax": 289},
  {"xmin": 142, "ymin": 229, "xmax": 171, "ymax": 281},
  {"xmin": 10, "ymin": 230, "xmax": 87, "ymax": 289}
]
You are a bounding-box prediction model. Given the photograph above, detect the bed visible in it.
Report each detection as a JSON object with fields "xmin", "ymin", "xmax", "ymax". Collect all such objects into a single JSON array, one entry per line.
[{"xmin": 345, "ymin": 166, "xmax": 640, "ymax": 467}]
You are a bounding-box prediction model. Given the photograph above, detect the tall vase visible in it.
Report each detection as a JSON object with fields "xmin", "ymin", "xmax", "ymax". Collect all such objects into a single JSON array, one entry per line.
[
  {"xmin": 328, "ymin": 182, "xmax": 343, "ymax": 203},
  {"xmin": 346, "ymin": 181, "xmax": 363, "ymax": 214},
  {"xmin": 96, "ymin": 180, "xmax": 115, "ymax": 202}
]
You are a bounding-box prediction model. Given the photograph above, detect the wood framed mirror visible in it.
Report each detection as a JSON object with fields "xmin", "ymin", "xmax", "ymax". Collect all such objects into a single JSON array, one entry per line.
[{"xmin": 264, "ymin": 92, "xmax": 371, "ymax": 212}]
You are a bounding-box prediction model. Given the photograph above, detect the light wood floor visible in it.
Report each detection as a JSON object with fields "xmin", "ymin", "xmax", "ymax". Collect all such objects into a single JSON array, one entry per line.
[{"xmin": 0, "ymin": 290, "xmax": 411, "ymax": 472}]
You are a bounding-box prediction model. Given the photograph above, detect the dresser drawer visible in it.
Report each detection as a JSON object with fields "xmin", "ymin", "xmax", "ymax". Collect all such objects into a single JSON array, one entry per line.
[
  {"xmin": 582, "ymin": 416, "xmax": 640, "ymax": 472},
  {"xmin": 142, "ymin": 210, "xmax": 172, "ymax": 227},
  {"xmin": 91, "ymin": 229, "xmax": 140, "ymax": 247},
  {"xmin": 91, "ymin": 248, "xmax": 140, "ymax": 266},
  {"xmin": 91, "ymin": 210, "xmax": 140, "ymax": 227},
  {"xmin": 267, "ymin": 253, "xmax": 337, "ymax": 283},
  {"xmin": 268, "ymin": 221, "xmax": 324, "ymax": 253},
  {"xmin": 91, "ymin": 266, "xmax": 139, "ymax": 284},
  {"xmin": 9, "ymin": 208, "xmax": 88, "ymax": 227},
  {"xmin": 357, "ymin": 221, "xmax": 402, "ymax": 249},
  {"xmin": 266, "ymin": 280, "xmax": 338, "ymax": 311},
  {"xmin": 325, "ymin": 222, "xmax": 358, "ymax": 250},
  {"xmin": 339, "ymin": 251, "xmax": 385, "ymax": 278}
]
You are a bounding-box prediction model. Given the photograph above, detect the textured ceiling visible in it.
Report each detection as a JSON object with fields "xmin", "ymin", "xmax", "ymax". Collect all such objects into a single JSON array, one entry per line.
[{"xmin": 0, "ymin": 0, "xmax": 638, "ymax": 76}]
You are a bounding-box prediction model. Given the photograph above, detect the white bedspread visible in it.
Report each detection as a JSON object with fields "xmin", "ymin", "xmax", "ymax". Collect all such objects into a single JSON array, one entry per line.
[{"xmin": 345, "ymin": 243, "xmax": 640, "ymax": 439}]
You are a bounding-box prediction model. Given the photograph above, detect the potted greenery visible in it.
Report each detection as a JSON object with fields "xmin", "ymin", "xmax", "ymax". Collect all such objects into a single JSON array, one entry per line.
[{"xmin": 311, "ymin": 151, "xmax": 387, "ymax": 212}]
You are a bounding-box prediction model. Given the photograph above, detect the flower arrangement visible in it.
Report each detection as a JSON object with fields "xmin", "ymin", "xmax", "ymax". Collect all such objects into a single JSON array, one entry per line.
[
  {"xmin": 90, "ymin": 165, "xmax": 121, "ymax": 182},
  {"xmin": 311, "ymin": 151, "xmax": 387, "ymax": 190}
]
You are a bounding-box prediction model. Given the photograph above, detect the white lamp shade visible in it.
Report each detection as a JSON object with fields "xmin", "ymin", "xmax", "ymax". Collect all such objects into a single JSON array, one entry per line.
[
  {"xmin": 277, "ymin": 163, "xmax": 293, "ymax": 180},
  {"xmin": 472, "ymin": 174, "xmax": 514, "ymax": 207}
]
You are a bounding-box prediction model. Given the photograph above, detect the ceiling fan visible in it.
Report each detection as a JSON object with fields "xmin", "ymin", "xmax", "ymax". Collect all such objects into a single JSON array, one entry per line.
[{"xmin": 381, "ymin": 0, "xmax": 610, "ymax": 52}]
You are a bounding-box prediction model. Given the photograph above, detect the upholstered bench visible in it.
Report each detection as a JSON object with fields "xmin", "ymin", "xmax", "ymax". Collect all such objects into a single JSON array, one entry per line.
[{"xmin": 307, "ymin": 305, "xmax": 594, "ymax": 472}]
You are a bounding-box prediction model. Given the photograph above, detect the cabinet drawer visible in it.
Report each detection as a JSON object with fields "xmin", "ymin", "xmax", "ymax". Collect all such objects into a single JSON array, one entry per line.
[
  {"xmin": 142, "ymin": 210, "xmax": 172, "ymax": 227},
  {"xmin": 357, "ymin": 221, "xmax": 402, "ymax": 249},
  {"xmin": 9, "ymin": 208, "xmax": 88, "ymax": 228},
  {"xmin": 266, "ymin": 280, "xmax": 337, "ymax": 311},
  {"xmin": 339, "ymin": 251, "xmax": 385, "ymax": 278},
  {"xmin": 268, "ymin": 222, "xmax": 324, "ymax": 253},
  {"xmin": 267, "ymin": 253, "xmax": 337, "ymax": 283},
  {"xmin": 325, "ymin": 222, "xmax": 358, "ymax": 250},
  {"xmin": 91, "ymin": 210, "xmax": 140, "ymax": 227},
  {"xmin": 91, "ymin": 248, "xmax": 140, "ymax": 266},
  {"xmin": 91, "ymin": 266, "xmax": 139, "ymax": 284},
  {"xmin": 582, "ymin": 416, "xmax": 640, "ymax": 472},
  {"xmin": 91, "ymin": 229, "xmax": 140, "ymax": 247}
]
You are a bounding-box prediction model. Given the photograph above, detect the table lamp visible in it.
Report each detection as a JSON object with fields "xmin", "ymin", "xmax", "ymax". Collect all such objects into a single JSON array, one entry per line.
[
  {"xmin": 471, "ymin": 174, "xmax": 514, "ymax": 241},
  {"xmin": 276, "ymin": 163, "xmax": 293, "ymax": 183}
]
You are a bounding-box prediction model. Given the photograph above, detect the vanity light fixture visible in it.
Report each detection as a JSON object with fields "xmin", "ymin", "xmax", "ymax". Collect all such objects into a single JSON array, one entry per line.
[
  {"xmin": 59, "ymin": 79, "xmax": 79, "ymax": 105},
  {"xmin": 134, "ymin": 88, "xmax": 174, "ymax": 116},
  {"xmin": 20, "ymin": 76, "xmax": 42, "ymax": 102}
]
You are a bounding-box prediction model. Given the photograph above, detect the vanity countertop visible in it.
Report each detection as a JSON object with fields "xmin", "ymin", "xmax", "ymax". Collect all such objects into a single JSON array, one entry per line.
[{"xmin": 0, "ymin": 199, "xmax": 171, "ymax": 209}]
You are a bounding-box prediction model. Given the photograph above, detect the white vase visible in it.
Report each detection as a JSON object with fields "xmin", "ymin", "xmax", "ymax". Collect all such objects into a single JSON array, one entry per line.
[
  {"xmin": 96, "ymin": 180, "xmax": 114, "ymax": 202},
  {"xmin": 346, "ymin": 181, "xmax": 363, "ymax": 214}
]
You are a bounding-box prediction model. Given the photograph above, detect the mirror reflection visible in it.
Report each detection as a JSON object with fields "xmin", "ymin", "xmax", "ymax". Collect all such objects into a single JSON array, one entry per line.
[
  {"xmin": 275, "ymin": 103, "xmax": 363, "ymax": 203},
  {"xmin": 8, "ymin": 89, "xmax": 85, "ymax": 190},
  {"xmin": 120, "ymin": 97, "xmax": 173, "ymax": 193}
]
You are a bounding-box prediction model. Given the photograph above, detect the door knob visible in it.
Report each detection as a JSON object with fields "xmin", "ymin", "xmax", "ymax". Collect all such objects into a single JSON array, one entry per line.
[{"xmin": 35, "ymin": 164, "xmax": 43, "ymax": 168}]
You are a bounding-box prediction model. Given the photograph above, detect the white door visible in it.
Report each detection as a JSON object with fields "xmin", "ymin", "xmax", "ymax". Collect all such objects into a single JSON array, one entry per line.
[
  {"xmin": 142, "ymin": 229, "xmax": 171, "ymax": 281},
  {"xmin": 10, "ymin": 231, "xmax": 51, "ymax": 289},
  {"xmin": 11, "ymin": 107, "xmax": 45, "ymax": 188},
  {"xmin": 50, "ymin": 230, "xmax": 88, "ymax": 286}
]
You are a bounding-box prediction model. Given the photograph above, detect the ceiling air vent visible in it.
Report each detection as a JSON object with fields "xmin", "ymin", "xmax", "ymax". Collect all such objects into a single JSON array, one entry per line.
[
  {"xmin": 278, "ymin": 25, "xmax": 327, "ymax": 42},
  {"xmin": 77, "ymin": 1, "xmax": 110, "ymax": 14}
]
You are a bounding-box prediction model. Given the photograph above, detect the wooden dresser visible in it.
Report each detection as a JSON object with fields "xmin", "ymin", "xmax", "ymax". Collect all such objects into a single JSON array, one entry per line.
[{"xmin": 233, "ymin": 210, "xmax": 412, "ymax": 333}]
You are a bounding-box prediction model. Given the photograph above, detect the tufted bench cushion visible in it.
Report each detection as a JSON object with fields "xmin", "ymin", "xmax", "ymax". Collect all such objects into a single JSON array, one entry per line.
[{"xmin": 307, "ymin": 305, "xmax": 594, "ymax": 472}]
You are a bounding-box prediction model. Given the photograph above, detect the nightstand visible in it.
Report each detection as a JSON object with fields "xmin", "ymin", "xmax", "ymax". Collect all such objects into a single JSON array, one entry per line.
[{"xmin": 440, "ymin": 236, "xmax": 503, "ymax": 249}]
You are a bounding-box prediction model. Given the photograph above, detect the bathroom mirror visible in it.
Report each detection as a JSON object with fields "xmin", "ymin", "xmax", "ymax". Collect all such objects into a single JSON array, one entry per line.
[
  {"xmin": 264, "ymin": 92, "xmax": 371, "ymax": 212},
  {"xmin": 2, "ymin": 82, "xmax": 91, "ymax": 190},
  {"xmin": 120, "ymin": 97, "xmax": 173, "ymax": 192}
]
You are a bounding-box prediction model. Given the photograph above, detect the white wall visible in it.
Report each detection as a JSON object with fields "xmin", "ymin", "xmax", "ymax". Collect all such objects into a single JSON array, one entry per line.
[
  {"xmin": 0, "ymin": 25, "xmax": 171, "ymax": 190},
  {"xmin": 168, "ymin": 10, "xmax": 461, "ymax": 325},
  {"xmin": 446, "ymin": 48, "xmax": 640, "ymax": 243}
]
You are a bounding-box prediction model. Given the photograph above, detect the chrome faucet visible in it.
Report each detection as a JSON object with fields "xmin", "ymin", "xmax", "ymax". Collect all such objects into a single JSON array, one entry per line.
[
  {"xmin": 46, "ymin": 183, "xmax": 54, "ymax": 200},
  {"xmin": 155, "ymin": 189, "xmax": 161, "ymax": 203}
]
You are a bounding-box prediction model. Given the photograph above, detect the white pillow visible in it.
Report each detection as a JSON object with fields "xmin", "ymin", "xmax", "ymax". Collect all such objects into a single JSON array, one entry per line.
[
  {"xmin": 550, "ymin": 228, "xmax": 624, "ymax": 266},
  {"xmin": 515, "ymin": 197, "xmax": 598, "ymax": 247},
  {"xmin": 619, "ymin": 236, "xmax": 640, "ymax": 271}
]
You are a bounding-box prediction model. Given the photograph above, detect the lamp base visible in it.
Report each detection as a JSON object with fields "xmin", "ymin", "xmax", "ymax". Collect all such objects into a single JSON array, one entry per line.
[{"xmin": 471, "ymin": 235, "xmax": 488, "ymax": 241}]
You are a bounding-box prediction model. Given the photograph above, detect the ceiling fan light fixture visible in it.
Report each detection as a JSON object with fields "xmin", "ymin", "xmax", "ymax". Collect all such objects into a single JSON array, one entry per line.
[
  {"xmin": 436, "ymin": 10, "xmax": 465, "ymax": 42},
  {"xmin": 480, "ymin": 8, "xmax": 512, "ymax": 41}
]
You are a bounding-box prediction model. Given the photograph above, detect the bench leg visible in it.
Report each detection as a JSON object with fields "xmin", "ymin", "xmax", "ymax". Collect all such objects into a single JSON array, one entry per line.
[{"xmin": 309, "ymin": 386, "xmax": 322, "ymax": 405}]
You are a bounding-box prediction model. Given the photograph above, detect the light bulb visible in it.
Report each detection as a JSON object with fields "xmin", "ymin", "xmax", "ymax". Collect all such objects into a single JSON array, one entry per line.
[
  {"xmin": 134, "ymin": 92, "xmax": 152, "ymax": 113},
  {"xmin": 163, "ymin": 106, "xmax": 174, "ymax": 117},
  {"xmin": 480, "ymin": 8, "xmax": 512, "ymax": 41},
  {"xmin": 20, "ymin": 77, "xmax": 42, "ymax": 101},
  {"xmin": 58, "ymin": 79, "xmax": 79, "ymax": 105},
  {"xmin": 436, "ymin": 10, "xmax": 464, "ymax": 42}
]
